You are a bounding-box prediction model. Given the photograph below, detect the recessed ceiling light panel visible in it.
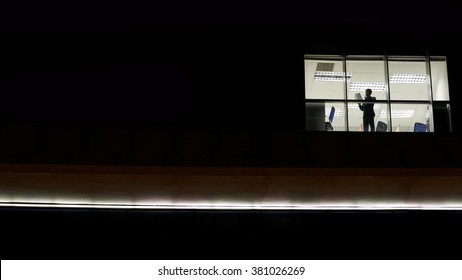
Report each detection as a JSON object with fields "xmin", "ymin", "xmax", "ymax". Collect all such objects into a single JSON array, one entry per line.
[
  {"xmin": 390, "ymin": 73, "xmax": 427, "ymax": 83},
  {"xmin": 349, "ymin": 82, "xmax": 387, "ymax": 92},
  {"xmin": 314, "ymin": 71, "xmax": 352, "ymax": 82}
]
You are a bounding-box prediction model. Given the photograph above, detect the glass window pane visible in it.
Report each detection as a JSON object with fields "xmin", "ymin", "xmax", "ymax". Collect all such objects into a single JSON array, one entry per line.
[
  {"xmin": 430, "ymin": 57, "xmax": 450, "ymax": 101},
  {"xmin": 306, "ymin": 101, "xmax": 326, "ymax": 131},
  {"xmin": 348, "ymin": 102, "xmax": 388, "ymax": 132},
  {"xmin": 305, "ymin": 101, "xmax": 346, "ymax": 131},
  {"xmin": 388, "ymin": 57, "xmax": 430, "ymax": 101},
  {"xmin": 389, "ymin": 103, "xmax": 432, "ymax": 132},
  {"xmin": 433, "ymin": 102, "xmax": 452, "ymax": 132},
  {"xmin": 346, "ymin": 56, "xmax": 387, "ymax": 101},
  {"xmin": 325, "ymin": 102, "xmax": 346, "ymax": 131},
  {"xmin": 305, "ymin": 56, "xmax": 345, "ymax": 100}
]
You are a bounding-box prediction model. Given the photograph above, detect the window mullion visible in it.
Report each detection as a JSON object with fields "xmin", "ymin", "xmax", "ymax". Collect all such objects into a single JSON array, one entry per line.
[{"xmin": 384, "ymin": 53, "xmax": 392, "ymax": 132}]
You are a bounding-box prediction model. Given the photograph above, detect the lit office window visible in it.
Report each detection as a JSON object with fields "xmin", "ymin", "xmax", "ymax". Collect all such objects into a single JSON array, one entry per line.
[
  {"xmin": 430, "ymin": 57, "xmax": 450, "ymax": 101},
  {"xmin": 430, "ymin": 57, "xmax": 452, "ymax": 132},
  {"xmin": 388, "ymin": 57, "xmax": 430, "ymax": 101},
  {"xmin": 304, "ymin": 55, "xmax": 451, "ymax": 132},
  {"xmin": 305, "ymin": 55, "xmax": 347, "ymax": 131},
  {"xmin": 325, "ymin": 102, "xmax": 346, "ymax": 131},
  {"xmin": 388, "ymin": 103, "xmax": 432, "ymax": 132},
  {"xmin": 348, "ymin": 102, "xmax": 388, "ymax": 132},
  {"xmin": 346, "ymin": 56, "xmax": 387, "ymax": 101},
  {"xmin": 305, "ymin": 56, "xmax": 345, "ymax": 100}
]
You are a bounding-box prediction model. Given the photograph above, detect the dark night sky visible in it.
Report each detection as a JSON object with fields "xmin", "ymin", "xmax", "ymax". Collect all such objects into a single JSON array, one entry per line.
[{"xmin": 1, "ymin": 1, "xmax": 461, "ymax": 33}]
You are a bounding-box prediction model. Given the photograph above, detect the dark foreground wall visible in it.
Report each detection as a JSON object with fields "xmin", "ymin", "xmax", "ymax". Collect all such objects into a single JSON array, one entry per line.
[
  {"xmin": 1, "ymin": 28, "xmax": 462, "ymax": 131},
  {"xmin": 1, "ymin": 29, "xmax": 462, "ymax": 170},
  {"xmin": 2, "ymin": 207, "xmax": 462, "ymax": 259}
]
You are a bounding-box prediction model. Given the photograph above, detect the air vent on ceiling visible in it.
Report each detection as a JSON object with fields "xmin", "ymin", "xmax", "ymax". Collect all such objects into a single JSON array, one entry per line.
[{"xmin": 316, "ymin": 62, "xmax": 334, "ymax": 71}]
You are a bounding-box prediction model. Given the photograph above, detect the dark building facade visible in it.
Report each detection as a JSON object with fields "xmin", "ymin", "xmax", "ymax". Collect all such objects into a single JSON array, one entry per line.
[{"xmin": 1, "ymin": 2, "xmax": 462, "ymax": 259}]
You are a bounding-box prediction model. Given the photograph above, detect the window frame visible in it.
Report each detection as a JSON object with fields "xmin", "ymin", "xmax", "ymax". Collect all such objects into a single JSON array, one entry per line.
[{"xmin": 304, "ymin": 54, "xmax": 451, "ymax": 133}]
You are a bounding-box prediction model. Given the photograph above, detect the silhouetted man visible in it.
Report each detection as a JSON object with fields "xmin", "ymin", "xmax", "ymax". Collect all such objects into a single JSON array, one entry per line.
[{"xmin": 358, "ymin": 88, "xmax": 376, "ymax": 132}]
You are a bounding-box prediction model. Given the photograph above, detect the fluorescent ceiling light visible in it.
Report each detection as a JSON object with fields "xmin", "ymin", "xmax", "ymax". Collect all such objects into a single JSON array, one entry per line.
[
  {"xmin": 390, "ymin": 73, "xmax": 427, "ymax": 83},
  {"xmin": 314, "ymin": 71, "xmax": 352, "ymax": 82},
  {"xmin": 379, "ymin": 109, "xmax": 415, "ymax": 119},
  {"xmin": 348, "ymin": 74, "xmax": 426, "ymax": 91},
  {"xmin": 349, "ymin": 82, "xmax": 386, "ymax": 92}
]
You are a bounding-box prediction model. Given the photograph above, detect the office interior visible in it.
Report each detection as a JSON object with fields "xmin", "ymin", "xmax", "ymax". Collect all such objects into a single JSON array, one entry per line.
[{"xmin": 305, "ymin": 56, "xmax": 451, "ymax": 132}]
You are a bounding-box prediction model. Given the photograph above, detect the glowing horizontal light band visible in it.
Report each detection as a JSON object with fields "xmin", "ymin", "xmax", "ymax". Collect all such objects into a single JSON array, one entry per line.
[
  {"xmin": 379, "ymin": 109, "xmax": 415, "ymax": 119},
  {"xmin": 1, "ymin": 202, "xmax": 462, "ymax": 210},
  {"xmin": 314, "ymin": 71, "xmax": 352, "ymax": 82},
  {"xmin": 390, "ymin": 73, "xmax": 427, "ymax": 83},
  {"xmin": 349, "ymin": 82, "xmax": 387, "ymax": 92}
]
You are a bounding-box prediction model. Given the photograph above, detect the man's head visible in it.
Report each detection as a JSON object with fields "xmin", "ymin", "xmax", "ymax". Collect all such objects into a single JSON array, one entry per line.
[{"xmin": 365, "ymin": 88, "xmax": 372, "ymax": 97}]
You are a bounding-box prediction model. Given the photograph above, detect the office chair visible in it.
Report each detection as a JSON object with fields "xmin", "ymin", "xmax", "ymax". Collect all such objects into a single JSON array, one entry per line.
[{"xmin": 376, "ymin": 121, "xmax": 387, "ymax": 132}]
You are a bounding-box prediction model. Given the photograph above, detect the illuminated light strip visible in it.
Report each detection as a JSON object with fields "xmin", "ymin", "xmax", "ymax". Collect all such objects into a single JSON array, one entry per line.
[
  {"xmin": 379, "ymin": 109, "xmax": 415, "ymax": 119},
  {"xmin": 1, "ymin": 202, "xmax": 462, "ymax": 210},
  {"xmin": 390, "ymin": 73, "xmax": 427, "ymax": 83},
  {"xmin": 349, "ymin": 82, "xmax": 387, "ymax": 92},
  {"xmin": 314, "ymin": 71, "xmax": 352, "ymax": 82}
]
